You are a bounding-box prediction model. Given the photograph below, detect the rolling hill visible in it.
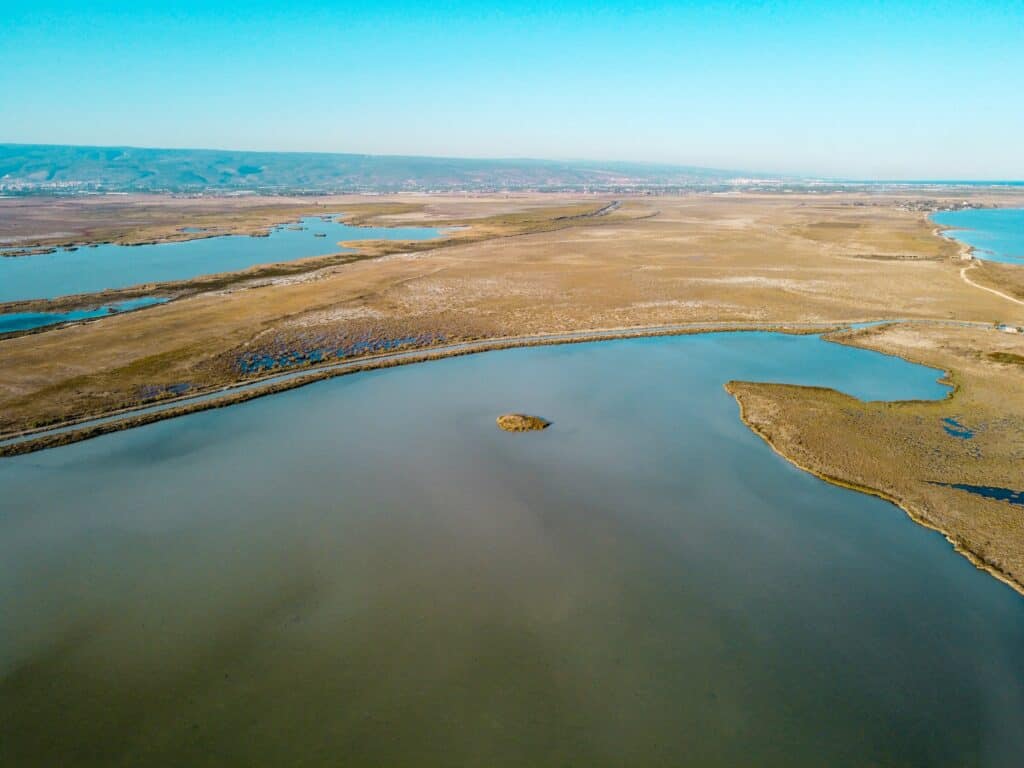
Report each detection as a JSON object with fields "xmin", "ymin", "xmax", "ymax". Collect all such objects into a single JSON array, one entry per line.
[{"xmin": 0, "ymin": 144, "xmax": 753, "ymax": 194}]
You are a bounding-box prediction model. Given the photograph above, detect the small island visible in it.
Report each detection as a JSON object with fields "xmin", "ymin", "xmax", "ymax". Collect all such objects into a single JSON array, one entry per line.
[{"xmin": 496, "ymin": 413, "xmax": 551, "ymax": 432}]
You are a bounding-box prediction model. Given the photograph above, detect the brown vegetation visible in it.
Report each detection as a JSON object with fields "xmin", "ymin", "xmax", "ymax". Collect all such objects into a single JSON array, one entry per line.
[
  {"xmin": 496, "ymin": 413, "xmax": 551, "ymax": 432},
  {"xmin": 969, "ymin": 260, "xmax": 1024, "ymax": 301},
  {"xmin": 727, "ymin": 322, "xmax": 1024, "ymax": 595},
  {"xmin": 3, "ymin": 191, "xmax": 1024, "ymax": 593},
  {"xmin": 2, "ymin": 192, "xmax": 1023, "ymax": 437}
]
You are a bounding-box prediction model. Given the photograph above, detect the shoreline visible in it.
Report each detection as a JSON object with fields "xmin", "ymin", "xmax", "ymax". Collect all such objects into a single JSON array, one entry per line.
[
  {"xmin": 8, "ymin": 315, "xmax": 995, "ymax": 448},
  {"xmin": 3, "ymin": 315, "xmax": 1020, "ymax": 599},
  {"xmin": 0, "ymin": 316, "xmax": 997, "ymax": 451},
  {"xmin": 0, "ymin": 210, "xmax": 441, "ymax": 317},
  {"xmin": 726, "ymin": 380, "xmax": 1024, "ymax": 598},
  {"xmin": 0, "ymin": 203, "xmax": 429, "ymax": 255},
  {"xmin": 0, "ymin": 199, "xmax": 625, "ymax": 320},
  {"xmin": 930, "ymin": 205, "xmax": 1024, "ymax": 265},
  {"xmin": 930, "ymin": 222, "xmax": 975, "ymax": 260},
  {"xmin": 2, "ymin": 195, "xmax": 1021, "ymax": 601},
  {"xmin": 930, "ymin": 212, "xmax": 1024, "ymax": 310},
  {"xmin": 0, "ymin": 321, "xmax": 859, "ymax": 455}
]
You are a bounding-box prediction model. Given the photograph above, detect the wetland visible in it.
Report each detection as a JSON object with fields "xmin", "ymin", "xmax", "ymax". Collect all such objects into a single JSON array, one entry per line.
[
  {"xmin": 3, "ymin": 332, "xmax": 1023, "ymax": 766},
  {"xmin": 0, "ymin": 214, "xmax": 444, "ymax": 304}
]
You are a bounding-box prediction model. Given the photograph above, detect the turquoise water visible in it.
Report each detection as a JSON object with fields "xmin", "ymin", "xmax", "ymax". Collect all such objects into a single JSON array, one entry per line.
[
  {"xmin": 0, "ymin": 296, "xmax": 168, "ymax": 334},
  {"xmin": 931, "ymin": 208, "xmax": 1024, "ymax": 264},
  {"xmin": 0, "ymin": 215, "xmax": 443, "ymax": 303},
  {"xmin": 2, "ymin": 333, "xmax": 1022, "ymax": 766}
]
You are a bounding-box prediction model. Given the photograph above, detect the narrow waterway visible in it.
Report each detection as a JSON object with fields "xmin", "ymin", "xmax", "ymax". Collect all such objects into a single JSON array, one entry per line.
[{"xmin": 0, "ymin": 215, "xmax": 444, "ymax": 303}]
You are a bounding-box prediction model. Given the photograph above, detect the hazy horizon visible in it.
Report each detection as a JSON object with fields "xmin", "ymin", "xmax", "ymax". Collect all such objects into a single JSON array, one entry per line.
[
  {"xmin": 5, "ymin": 141, "xmax": 1024, "ymax": 184},
  {"xmin": 5, "ymin": 1, "xmax": 1024, "ymax": 180}
]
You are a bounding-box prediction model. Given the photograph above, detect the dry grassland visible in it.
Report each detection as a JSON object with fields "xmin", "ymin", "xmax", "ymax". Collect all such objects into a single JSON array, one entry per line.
[
  {"xmin": 3, "ymin": 191, "xmax": 1024, "ymax": 590},
  {"xmin": 2, "ymin": 193, "xmax": 1023, "ymax": 434},
  {"xmin": 728, "ymin": 322, "xmax": 1024, "ymax": 594}
]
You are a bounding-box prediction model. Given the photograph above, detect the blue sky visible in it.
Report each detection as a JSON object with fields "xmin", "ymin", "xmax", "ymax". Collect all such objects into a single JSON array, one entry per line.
[{"xmin": 3, "ymin": 1, "xmax": 1023, "ymax": 178}]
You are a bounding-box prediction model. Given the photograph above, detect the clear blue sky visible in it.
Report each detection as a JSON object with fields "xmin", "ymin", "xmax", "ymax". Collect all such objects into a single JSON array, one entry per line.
[{"xmin": 4, "ymin": 1, "xmax": 1023, "ymax": 179}]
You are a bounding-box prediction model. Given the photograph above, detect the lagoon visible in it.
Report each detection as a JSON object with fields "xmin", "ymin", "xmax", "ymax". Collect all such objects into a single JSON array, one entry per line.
[
  {"xmin": 0, "ymin": 215, "xmax": 444, "ymax": 303},
  {"xmin": 2, "ymin": 332, "xmax": 1022, "ymax": 766},
  {"xmin": 0, "ymin": 296, "xmax": 169, "ymax": 334},
  {"xmin": 932, "ymin": 208, "xmax": 1024, "ymax": 264}
]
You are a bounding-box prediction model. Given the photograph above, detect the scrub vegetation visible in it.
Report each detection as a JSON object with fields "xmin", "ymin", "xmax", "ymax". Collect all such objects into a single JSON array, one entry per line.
[
  {"xmin": 727, "ymin": 322, "xmax": 1024, "ymax": 595},
  {"xmin": 496, "ymin": 413, "xmax": 551, "ymax": 432}
]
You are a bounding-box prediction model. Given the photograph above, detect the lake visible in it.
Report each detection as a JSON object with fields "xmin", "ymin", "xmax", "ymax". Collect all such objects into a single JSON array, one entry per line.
[
  {"xmin": 0, "ymin": 215, "xmax": 444, "ymax": 304},
  {"xmin": 2, "ymin": 332, "xmax": 1022, "ymax": 766},
  {"xmin": 932, "ymin": 208, "xmax": 1024, "ymax": 264}
]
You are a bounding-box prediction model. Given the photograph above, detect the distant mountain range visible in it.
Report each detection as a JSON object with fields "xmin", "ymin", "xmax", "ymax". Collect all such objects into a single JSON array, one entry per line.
[{"xmin": 0, "ymin": 144, "xmax": 758, "ymax": 194}]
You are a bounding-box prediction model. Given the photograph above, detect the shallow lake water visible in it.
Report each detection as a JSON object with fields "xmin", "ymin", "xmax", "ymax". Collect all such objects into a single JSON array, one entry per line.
[
  {"xmin": 932, "ymin": 208, "xmax": 1024, "ymax": 264},
  {"xmin": 0, "ymin": 296, "xmax": 168, "ymax": 334},
  {"xmin": 2, "ymin": 332, "xmax": 1022, "ymax": 766},
  {"xmin": 0, "ymin": 215, "xmax": 443, "ymax": 303}
]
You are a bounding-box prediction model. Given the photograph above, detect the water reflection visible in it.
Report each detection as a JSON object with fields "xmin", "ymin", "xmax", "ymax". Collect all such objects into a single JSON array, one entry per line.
[{"xmin": 1, "ymin": 333, "xmax": 1021, "ymax": 766}]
